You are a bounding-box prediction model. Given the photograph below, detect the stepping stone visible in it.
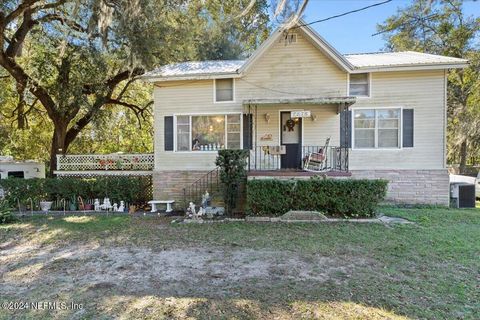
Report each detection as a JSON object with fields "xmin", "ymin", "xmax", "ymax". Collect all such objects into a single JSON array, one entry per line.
[{"xmin": 378, "ymin": 215, "xmax": 414, "ymax": 224}]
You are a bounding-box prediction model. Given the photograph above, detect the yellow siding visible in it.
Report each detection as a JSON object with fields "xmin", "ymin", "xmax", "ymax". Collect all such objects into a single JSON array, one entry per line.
[
  {"xmin": 349, "ymin": 70, "xmax": 446, "ymax": 170},
  {"xmin": 236, "ymin": 30, "xmax": 348, "ymax": 99}
]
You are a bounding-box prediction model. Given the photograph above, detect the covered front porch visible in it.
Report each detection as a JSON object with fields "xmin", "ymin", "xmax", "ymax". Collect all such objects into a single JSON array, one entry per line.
[{"xmin": 243, "ymin": 96, "xmax": 355, "ymax": 176}]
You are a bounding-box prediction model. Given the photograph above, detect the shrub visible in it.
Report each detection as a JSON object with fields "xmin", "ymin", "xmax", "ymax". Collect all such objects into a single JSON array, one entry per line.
[
  {"xmin": 215, "ymin": 149, "xmax": 249, "ymax": 215},
  {"xmin": 246, "ymin": 178, "xmax": 388, "ymax": 218},
  {"xmin": 246, "ymin": 179, "xmax": 295, "ymax": 216},
  {"xmin": 0, "ymin": 176, "xmax": 152, "ymax": 208},
  {"xmin": 0, "ymin": 201, "xmax": 17, "ymax": 224}
]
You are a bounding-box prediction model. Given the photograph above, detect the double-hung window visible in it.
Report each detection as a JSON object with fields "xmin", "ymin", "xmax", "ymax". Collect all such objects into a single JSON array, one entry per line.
[
  {"xmin": 215, "ymin": 79, "xmax": 234, "ymax": 102},
  {"xmin": 353, "ymin": 108, "xmax": 401, "ymax": 149},
  {"xmin": 349, "ymin": 73, "xmax": 370, "ymax": 97},
  {"xmin": 176, "ymin": 114, "xmax": 241, "ymax": 151}
]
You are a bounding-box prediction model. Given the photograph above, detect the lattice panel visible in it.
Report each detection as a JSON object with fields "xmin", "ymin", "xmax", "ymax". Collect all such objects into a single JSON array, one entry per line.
[{"xmin": 57, "ymin": 154, "xmax": 154, "ymax": 171}]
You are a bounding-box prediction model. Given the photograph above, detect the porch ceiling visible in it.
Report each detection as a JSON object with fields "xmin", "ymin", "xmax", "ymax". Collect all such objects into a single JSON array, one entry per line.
[{"xmin": 243, "ymin": 96, "xmax": 356, "ymax": 106}]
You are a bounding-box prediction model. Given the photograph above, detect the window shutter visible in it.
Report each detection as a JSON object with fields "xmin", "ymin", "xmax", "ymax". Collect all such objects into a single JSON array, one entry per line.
[
  {"xmin": 243, "ymin": 114, "xmax": 253, "ymax": 150},
  {"xmin": 164, "ymin": 116, "xmax": 174, "ymax": 151},
  {"xmin": 403, "ymin": 109, "xmax": 414, "ymax": 147},
  {"xmin": 340, "ymin": 110, "xmax": 352, "ymax": 148}
]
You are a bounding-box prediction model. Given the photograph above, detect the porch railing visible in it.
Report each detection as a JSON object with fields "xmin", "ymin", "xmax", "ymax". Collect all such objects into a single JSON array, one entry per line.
[
  {"xmin": 56, "ymin": 153, "xmax": 154, "ymax": 171},
  {"xmin": 248, "ymin": 146, "xmax": 348, "ymax": 172}
]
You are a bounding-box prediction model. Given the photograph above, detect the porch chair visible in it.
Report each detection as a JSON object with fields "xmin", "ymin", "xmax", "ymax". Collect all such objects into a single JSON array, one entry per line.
[{"xmin": 303, "ymin": 137, "xmax": 330, "ymax": 172}]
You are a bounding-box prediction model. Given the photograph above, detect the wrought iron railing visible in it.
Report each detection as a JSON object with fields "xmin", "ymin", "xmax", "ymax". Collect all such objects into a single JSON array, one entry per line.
[
  {"xmin": 248, "ymin": 146, "xmax": 348, "ymax": 172},
  {"xmin": 183, "ymin": 167, "xmax": 220, "ymax": 211},
  {"xmin": 56, "ymin": 153, "xmax": 154, "ymax": 171}
]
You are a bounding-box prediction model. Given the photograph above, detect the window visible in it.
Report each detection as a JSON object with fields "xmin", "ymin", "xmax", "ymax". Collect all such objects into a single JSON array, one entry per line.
[
  {"xmin": 215, "ymin": 78, "xmax": 234, "ymax": 102},
  {"xmin": 7, "ymin": 171, "xmax": 25, "ymax": 178},
  {"xmin": 354, "ymin": 108, "xmax": 400, "ymax": 149},
  {"xmin": 349, "ymin": 73, "xmax": 369, "ymax": 97},
  {"xmin": 176, "ymin": 114, "xmax": 241, "ymax": 151}
]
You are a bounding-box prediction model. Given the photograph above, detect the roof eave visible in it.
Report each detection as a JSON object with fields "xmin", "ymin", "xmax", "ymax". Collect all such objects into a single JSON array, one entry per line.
[{"xmin": 142, "ymin": 71, "xmax": 242, "ymax": 82}]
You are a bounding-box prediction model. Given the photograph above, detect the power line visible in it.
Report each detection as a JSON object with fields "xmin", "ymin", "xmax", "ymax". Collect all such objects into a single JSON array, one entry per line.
[{"xmin": 293, "ymin": 0, "xmax": 393, "ymax": 29}]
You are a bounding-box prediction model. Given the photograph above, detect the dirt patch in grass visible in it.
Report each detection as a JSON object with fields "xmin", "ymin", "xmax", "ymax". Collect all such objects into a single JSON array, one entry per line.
[
  {"xmin": 1, "ymin": 241, "xmax": 367, "ymax": 298},
  {"xmin": 0, "ymin": 237, "xmax": 375, "ymax": 319}
]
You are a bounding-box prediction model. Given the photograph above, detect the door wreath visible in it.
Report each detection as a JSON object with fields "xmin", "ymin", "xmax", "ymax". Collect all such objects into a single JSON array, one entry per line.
[{"xmin": 284, "ymin": 118, "xmax": 296, "ymax": 131}]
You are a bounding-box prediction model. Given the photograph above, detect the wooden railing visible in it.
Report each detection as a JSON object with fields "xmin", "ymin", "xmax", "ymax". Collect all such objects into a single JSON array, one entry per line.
[
  {"xmin": 248, "ymin": 146, "xmax": 348, "ymax": 172},
  {"xmin": 56, "ymin": 153, "xmax": 154, "ymax": 171}
]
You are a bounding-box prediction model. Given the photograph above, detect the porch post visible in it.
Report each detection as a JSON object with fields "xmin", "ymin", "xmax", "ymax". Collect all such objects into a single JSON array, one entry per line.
[
  {"xmin": 247, "ymin": 104, "xmax": 251, "ymax": 171},
  {"xmin": 254, "ymin": 104, "xmax": 258, "ymax": 170}
]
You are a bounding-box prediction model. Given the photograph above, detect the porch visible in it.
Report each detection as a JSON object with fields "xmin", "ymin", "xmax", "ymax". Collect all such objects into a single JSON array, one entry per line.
[{"xmin": 243, "ymin": 96, "xmax": 355, "ymax": 175}]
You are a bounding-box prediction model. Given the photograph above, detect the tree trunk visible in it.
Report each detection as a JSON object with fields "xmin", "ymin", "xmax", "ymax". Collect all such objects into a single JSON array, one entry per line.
[
  {"xmin": 16, "ymin": 83, "xmax": 26, "ymax": 129},
  {"xmin": 48, "ymin": 124, "xmax": 69, "ymax": 177},
  {"xmin": 459, "ymin": 139, "xmax": 468, "ymax": 174}
]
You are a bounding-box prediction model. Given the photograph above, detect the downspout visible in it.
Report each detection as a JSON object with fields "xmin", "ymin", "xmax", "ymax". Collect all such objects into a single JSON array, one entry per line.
[{"xmin": 443, "ymin": 69, "xmax": 447, "ymax": 169}]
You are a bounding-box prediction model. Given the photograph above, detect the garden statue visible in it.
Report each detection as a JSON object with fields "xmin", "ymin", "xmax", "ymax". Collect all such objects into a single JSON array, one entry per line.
[
  {"xmin": 113, "ymin": 203, "xmax": 118, "ymax": 212},
  {"xmin": 197, "ymin": 207, "xmax": 204, "ymax": 217},
  {"xmin": 94, "ymin": 199, "xmax": 100, "ymax": 211},
  {"xmin": 187, "ymin": 202, "xmax": 197, "ymax": 219},
  {"xmin": 101, "ymin": 198, "xmax": 112, "ymax": 211},
  {"xmin": 118, "ymin": 201, "xmax": 125, "ymax": 212},
  {"xmin": 201, "ymin": 190, "xmax": 211, "ymax": 208}
]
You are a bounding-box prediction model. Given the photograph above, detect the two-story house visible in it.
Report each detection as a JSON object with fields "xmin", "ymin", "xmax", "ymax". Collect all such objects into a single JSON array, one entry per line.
[{"xmin": 143, "ymin": 21, "xmax": 468, "ymax": 208}]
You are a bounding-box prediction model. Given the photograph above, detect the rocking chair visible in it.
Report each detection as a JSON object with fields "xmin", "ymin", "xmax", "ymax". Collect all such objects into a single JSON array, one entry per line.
[{"xmin": 303, "ymin": 138, "xmax": 330, "ymax": 172}]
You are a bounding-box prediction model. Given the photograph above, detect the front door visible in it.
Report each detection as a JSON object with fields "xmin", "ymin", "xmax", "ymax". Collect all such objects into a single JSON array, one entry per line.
[{"xmin": 280, "ymin": 111, "xmax": 302, "ymax": 169}]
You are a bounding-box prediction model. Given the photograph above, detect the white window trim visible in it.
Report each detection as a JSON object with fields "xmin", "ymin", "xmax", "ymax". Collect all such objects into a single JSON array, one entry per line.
[
  {"xmin": 173, "ymin": 112, "xmax": 243, "ymax": 153},
  {"xmin": 213, "ymin": 78, "xmax": 235, "ymax": 103},
  {"xmin": 347, "ymin": 73, "xmax": 371, "ymax": 99},
  {"xmin": 351, "ymin": 106, "xmax": 403, "ymax": 150}
]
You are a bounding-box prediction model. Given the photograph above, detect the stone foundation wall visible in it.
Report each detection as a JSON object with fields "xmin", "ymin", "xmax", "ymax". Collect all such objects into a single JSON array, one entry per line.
[
  {"xmin": 153, "ymin": 170, "xmax": 210, "ymax": 209},
  {"xmin": 349, "ymin": 169, "xmax": 450, "ymax": 206}
]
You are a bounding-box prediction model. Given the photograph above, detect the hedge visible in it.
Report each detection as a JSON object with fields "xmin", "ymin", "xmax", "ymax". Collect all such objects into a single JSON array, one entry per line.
[
  {"xmin": 246, "ymin": 178, "xmax": 388, "ymax": 218},
  {"xmin": 0, "ymin": 176, "xmax": 152, "ymax": 208}
]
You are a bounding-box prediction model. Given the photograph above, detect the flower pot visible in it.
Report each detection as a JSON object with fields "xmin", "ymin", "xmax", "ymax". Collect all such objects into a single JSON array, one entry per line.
[{"xmin": 39, "ymin": 201, "xmax": 53, "ymax": 213}]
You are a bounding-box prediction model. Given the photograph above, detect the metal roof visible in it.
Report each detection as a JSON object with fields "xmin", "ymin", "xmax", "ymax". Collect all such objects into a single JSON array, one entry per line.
[
  {"xmin": 344, "ymin": 51, "xmax": 468, "ymax": 70},
  {"xmin": 143, "ymin": 60, "xmax": 244, "ymax": 80}
]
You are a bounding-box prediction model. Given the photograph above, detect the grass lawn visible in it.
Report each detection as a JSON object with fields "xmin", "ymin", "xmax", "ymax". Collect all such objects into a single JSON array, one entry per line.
[{"xmin": 1, "ymin": 207, "xmax": 479, "ymax": 319}]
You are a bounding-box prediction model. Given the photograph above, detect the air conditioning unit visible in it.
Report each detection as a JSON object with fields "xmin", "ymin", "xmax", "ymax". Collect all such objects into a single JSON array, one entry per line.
[{"xmin": 450, "ymin": 182, "xmax": 475, "ymax": 208}]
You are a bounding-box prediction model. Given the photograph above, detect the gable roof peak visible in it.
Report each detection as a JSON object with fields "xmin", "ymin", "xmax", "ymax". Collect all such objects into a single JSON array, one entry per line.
[{"xmin": 237, "ymin": 19, "xmax": 354, "ymax": 74}]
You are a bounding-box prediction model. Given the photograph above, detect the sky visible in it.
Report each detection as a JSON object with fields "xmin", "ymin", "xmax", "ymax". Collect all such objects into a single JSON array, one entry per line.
[{"xmin": 301, "ymin": 0, "xmax": 480, "ymax": 54}]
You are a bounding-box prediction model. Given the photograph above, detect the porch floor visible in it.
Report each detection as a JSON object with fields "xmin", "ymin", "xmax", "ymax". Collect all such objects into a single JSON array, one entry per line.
[{"xmin": 247, "ymin": 170, "xmax": 351, "ymax": 177}]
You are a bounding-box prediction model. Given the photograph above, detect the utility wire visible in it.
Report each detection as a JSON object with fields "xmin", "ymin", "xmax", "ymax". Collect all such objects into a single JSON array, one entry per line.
[{"xmin": 293, "ymin": 0, "xmax": 393, "ymax": 29}]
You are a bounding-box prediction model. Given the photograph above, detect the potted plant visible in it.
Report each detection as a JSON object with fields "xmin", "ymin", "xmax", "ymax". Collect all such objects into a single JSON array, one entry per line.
[{"xmin": 39, "ymin": 200, "xmax": 53, "ymax": 213}]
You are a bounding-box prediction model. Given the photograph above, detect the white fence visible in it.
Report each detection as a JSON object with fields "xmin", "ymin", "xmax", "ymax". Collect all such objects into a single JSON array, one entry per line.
[{"xmin": 56, "ymin": 154, "xmax": 154, "ymax": 171}]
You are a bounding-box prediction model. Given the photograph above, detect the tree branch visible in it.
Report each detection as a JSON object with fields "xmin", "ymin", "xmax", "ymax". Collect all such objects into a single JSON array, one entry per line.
[
  {"xmin": 6, "ymin": 9, "xmax": 36, "ymax": 58},
  {"xmin": 5, "ymin": 0, "xmax": 41, "ymax": 25},
  {"xmin": 38, "ymin": 13, "xmax": 87, "ymax": 33},
  {"xmin": 82, "ymin": 68, "xmax": 144, "ymax": 94}
]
